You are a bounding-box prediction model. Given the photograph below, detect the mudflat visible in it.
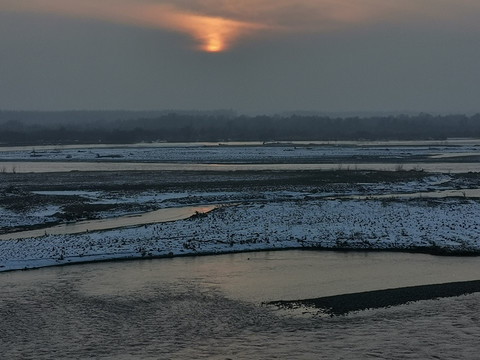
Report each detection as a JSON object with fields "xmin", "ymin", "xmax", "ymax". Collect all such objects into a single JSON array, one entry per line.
[{"xmin": 268, "ymin": 280, "xmax": 480, "ymax": 316}]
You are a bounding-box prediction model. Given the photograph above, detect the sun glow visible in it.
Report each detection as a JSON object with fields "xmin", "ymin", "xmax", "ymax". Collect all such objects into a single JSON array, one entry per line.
[
  {"xmin": 114, "ymin": 3, "xmax": 268, "ymax": 52},
  {"xmin": 3, "ymin": 0, "xmax": 480, "ymax": 52},
  {"xmin": 205, "ymin": 35, "xmax": 223, "ymax": 52},
  {"xmin": 157, "ymin": 11, "xmax": 265, "ymax": 52},
  {"xmin": 0, "ymin": 0, "xmax": 264, "ymax": 52}
]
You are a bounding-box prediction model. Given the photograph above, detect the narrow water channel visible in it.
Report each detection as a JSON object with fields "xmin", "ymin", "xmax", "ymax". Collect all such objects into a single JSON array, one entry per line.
[
  {"xmin": 0, "ymin": 205, "xmax": 217, "ymax": 240},
  {"xmin": 2, "ymin": 161, "xmax": 480, "ymax": 173}
]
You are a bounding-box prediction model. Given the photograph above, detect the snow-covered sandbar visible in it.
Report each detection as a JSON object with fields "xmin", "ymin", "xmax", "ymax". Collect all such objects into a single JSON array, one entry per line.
[{"xmin": 1, "ymin": 197, "xmax": 479, "ymax": 272}]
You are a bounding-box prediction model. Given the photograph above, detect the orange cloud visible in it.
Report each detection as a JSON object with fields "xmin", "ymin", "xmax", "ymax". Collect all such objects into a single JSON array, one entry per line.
[
  {"xmin": 2, "ymin": 0, "xmax": 480, "ymax": 51},
  {"xmin": 0, "ymin": 0, "xmax": 267, "ymax": 52},
  {"xmin": 134, "ymin": 4, "xmax": 267, "ymax": 52}
]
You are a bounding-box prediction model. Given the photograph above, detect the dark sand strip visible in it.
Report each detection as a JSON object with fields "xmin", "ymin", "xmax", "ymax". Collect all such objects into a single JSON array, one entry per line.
[{"xmin": 267, "ymin": 280, "xmax": 480, "ymax": 316}]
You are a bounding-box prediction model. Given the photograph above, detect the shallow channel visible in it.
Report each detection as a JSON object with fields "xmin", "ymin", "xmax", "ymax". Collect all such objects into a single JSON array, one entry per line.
[
  {"xmin": 0, "ymin": 205, "xmax": 217, "ymax": 240},
  {"xmin": 2, "ymin": 160, "xmax": 480, "ymax": 173}
]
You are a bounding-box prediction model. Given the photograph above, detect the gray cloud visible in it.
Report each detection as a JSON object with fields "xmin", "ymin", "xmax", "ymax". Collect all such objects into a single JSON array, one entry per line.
[{"xmin": 1, "ymin": 1, "xmax": 480, "ymax": 113}]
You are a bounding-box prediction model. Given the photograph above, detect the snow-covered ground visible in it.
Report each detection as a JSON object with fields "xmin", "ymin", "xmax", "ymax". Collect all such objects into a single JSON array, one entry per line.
[
  {"xmin": 1, "ymin": 142, "xmax": 479, "ymax": 272},
  {"xmin": 0, "ymin": 173, "xmax": 459, "ymax": 229},
  {"xmin": 0, "ymin": 205, "xmax": 61, "ymax": 229},
  {"xmin": 1, "ymin": 197, "xmax": 479, "ymax": 272}
]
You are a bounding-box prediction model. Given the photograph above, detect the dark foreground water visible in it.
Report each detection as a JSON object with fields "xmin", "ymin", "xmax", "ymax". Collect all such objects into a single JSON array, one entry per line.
[{"xmin": 1, "ymin": 251, "xmax": 479, "ymax": 359}]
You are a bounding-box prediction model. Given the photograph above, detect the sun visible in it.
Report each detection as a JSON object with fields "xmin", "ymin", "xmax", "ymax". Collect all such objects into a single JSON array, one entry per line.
[{"xmin": 204, "ymin": 34, "xmax": 224, "ymax": 52}]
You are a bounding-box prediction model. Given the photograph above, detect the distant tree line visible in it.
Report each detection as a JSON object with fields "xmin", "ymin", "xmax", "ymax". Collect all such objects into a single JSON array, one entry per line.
[{"xmin": 1, "ymin": 110, "xmax": 480, "ymax": 145}]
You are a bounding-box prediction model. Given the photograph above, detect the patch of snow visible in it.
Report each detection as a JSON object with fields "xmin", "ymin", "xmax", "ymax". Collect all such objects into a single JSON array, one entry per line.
[{"xmin": 0, "ymin": 205, "xmax": 60, "ymax": 228}]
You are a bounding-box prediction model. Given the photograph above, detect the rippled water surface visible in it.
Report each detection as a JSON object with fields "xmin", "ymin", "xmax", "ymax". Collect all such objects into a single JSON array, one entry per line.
[{"xmin": 1, "ymin": 251, "xmax": 479, "ymax": 359}]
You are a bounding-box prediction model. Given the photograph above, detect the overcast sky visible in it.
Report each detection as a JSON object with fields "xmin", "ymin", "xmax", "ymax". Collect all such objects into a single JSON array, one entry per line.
[{"xmin": 1, "ymin": 0, "xmax": 480, "ymax": 114}]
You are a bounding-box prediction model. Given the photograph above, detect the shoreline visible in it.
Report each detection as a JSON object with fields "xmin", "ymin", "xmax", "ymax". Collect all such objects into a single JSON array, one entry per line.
[{"xmin": 2, "ymin": 191, "xmax": 480, "ymax": 272}]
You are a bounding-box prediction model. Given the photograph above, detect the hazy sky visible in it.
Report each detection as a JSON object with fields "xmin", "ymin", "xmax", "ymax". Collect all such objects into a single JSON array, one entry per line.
[{"xmin": 1, "ymin": 0, "xmax": 480, "ymax": 114}]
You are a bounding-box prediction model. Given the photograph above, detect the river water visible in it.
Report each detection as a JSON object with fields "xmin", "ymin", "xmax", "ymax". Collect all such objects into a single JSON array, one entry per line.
[
  {"xmin": 1, "ymin": 250, "xmax": 479, "ymax": 359},
  {"xmin": 1, "ymin": 161, "xmax": 480, "ymax": 173},
  {"xmin": 1, "ymin": 139, "xmax": 479, "ymax": 152},
  {"xmin": 0, "ymin": 205, "xmax": 217, "ymax": 241}
]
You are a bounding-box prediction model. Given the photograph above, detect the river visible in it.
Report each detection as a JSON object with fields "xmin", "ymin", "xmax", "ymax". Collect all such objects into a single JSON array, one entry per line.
[
  {"xmin": 1, "ymin": 161, "xmax": 480, "ymax": 173},
  {"xmin": 1, "ymin": 250, "xmax": 479, "ymax": 359}
]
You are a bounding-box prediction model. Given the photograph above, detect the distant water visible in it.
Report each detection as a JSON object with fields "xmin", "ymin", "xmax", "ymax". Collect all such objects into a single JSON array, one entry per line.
[
  {"xmin": 1, "ymin": 138, "xmax": 479, "ymax": 152},
  {"xmin": 1, "ymin": 161, "xmax": 480, "ymax": 173},
  {"xmin": 1, "ymin": 250, "xmax": 479, "ymax": 359}
]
